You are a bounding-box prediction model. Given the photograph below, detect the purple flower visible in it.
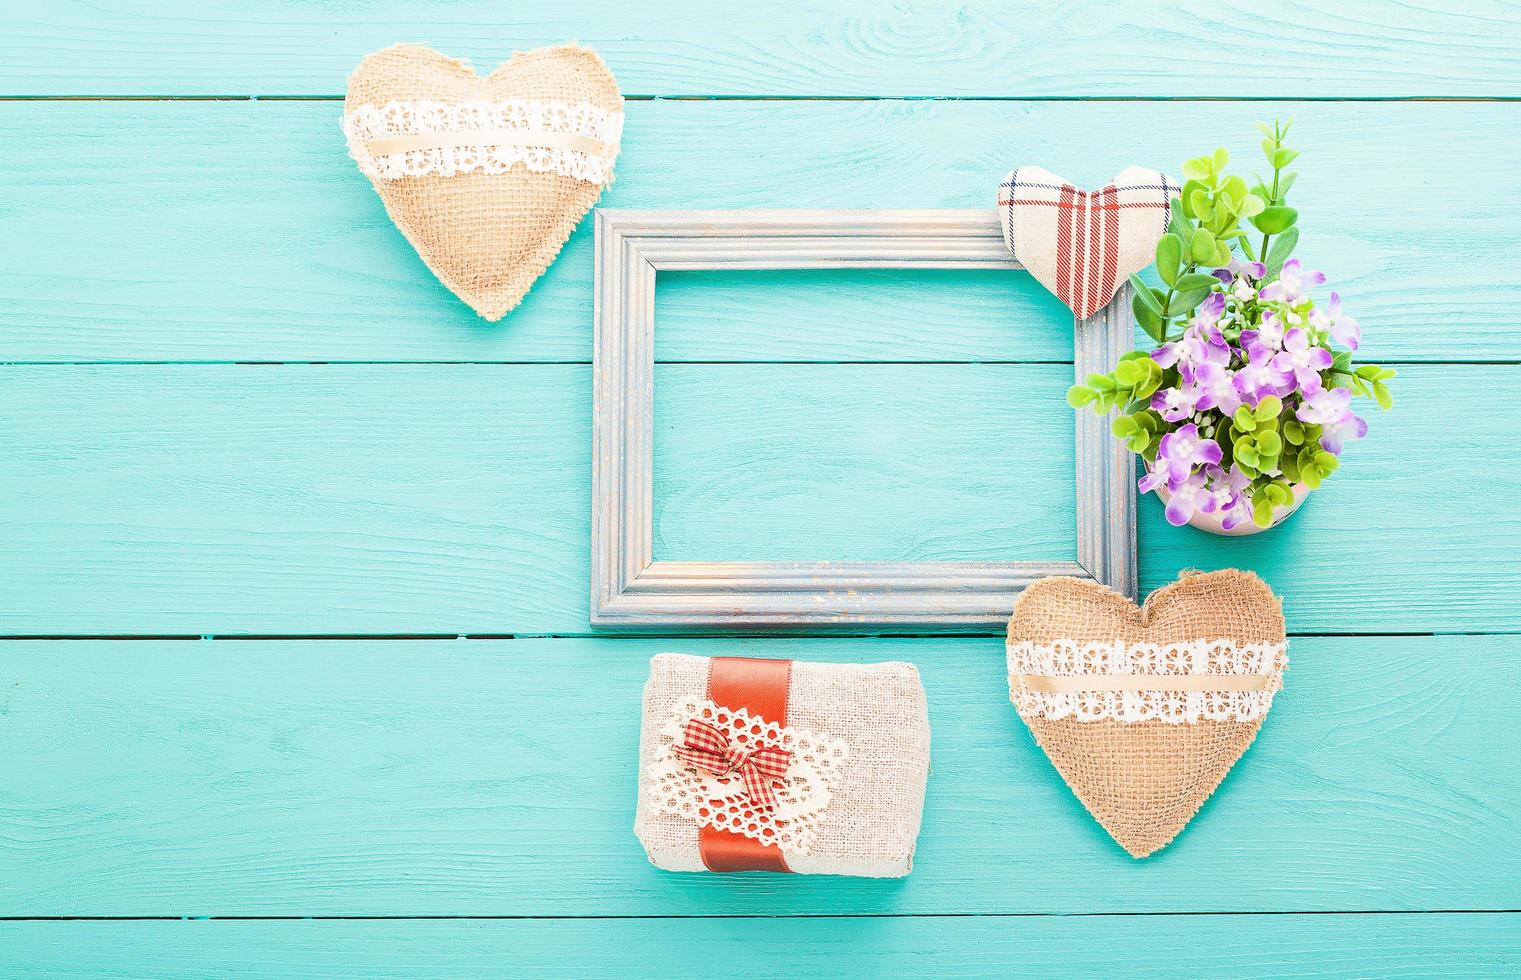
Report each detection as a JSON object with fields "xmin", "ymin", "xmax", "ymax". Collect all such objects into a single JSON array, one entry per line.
[
  {"xmin": 1154, "ymin": 324, "xmax": 1229, "ymax": 383},
  {"xmin": 1259, "ymin": 259, "xmax": 1326, "ymax": 304},
  {"xmin": 1146, "ymin": 422, "xmax": 1223, "ymax": 491},
  {"xmin": 1320, "ymin": 412, "xmax": 1368, "ymax": 455},
  {"xmin": 1240, "ymin": 310, "xmax": 1286, "ymax": 353},
  {"xmin": 1234, "ymin": 342, "xmax": 1293, "ymax": 405},
  {"xmin": 1162, "ymin": 470, "xmax": 1215, "ymax": 527},
  {"xmin": 1217, "ymin": 259, "xmax": 1267, "ymax": 288},
  {"xmin": 1192, "ymin": 291, "xmax": 1226, "ymax": 329},
  {"xmin": 1151, "ymin": 384, "xmax": 1202, "ymax": 423},
  {"xmin": 1296, "ymin": 385, "xmax": 1354, "ymax": 426},
  {"xmin": 1272, "ymin": 328, "xmax": 1333, "ymax": 393},
  {"xmin": 1203, "ymin": 465, "xmax": 1254, "ymax": 531},
  {"xmin": 1192, "ymin": 361, "xmax": 1242, "ymax": 416},
  {"xmin": 1310, "ymin": 291, "xmax": 1361, "ymax": 351}
]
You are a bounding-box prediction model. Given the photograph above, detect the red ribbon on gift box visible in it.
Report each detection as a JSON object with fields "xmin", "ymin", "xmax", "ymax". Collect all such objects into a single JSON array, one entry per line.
[{"xmin": 689, "ymin": 656, "xmax": 795, "ymax": 874}]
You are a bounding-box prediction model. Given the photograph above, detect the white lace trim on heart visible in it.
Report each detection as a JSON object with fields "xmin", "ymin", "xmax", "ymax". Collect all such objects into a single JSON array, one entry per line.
[
  {"xmin": 645, "ymin": 699, "xmax": 850, "ymax": 855},
  {"xmin": 1008, "ymin": 638, "xmax": 1287, "ymax": 724},
  {"xmin": 342, "ymin": 99, "xmax": 623, "ymax": 183}
]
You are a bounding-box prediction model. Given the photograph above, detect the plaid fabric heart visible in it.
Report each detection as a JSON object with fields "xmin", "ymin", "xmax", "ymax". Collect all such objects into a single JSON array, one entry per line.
[{"xmin": 997, "ymin": 166, "xmax": 1179, "ymax": 320}]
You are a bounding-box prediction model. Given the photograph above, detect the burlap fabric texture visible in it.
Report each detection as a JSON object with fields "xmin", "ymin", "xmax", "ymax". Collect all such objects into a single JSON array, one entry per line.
[
  {"xmin": 636, "ymin": 653, "xmax": 931, "ymax": 878},
  {"xmin": 1006, "ymin": 570, "xmax": 1287, "ymax": 857},
  {"xmin": 344, "ymin": 43, "xmax": 623, "ymax": 320}
]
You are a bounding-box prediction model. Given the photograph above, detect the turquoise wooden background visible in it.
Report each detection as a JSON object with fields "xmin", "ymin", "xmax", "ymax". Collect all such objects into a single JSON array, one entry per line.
[{"xmin": 3, "ymin": 2, "xmax": 1519, "ymax": 975}]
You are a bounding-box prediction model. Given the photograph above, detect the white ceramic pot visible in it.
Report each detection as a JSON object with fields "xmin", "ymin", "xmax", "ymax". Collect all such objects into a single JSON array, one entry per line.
[{"xmin": 1158, "ymin": 482, "xmax": 1312, "ymax": 536}]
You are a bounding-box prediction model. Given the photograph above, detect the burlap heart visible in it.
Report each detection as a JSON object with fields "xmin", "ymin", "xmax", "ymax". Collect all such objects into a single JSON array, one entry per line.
[
  {"xmin": 996, "ymin": 165, "xmax": 1179, "ymax": 320},
  {"xmin": 343, "ymin": 44, "xmax": 623, "ymax": 320},
  {"xmin": 1006, "ymin": 570, "xmax": 1286, "ymax": 858}
]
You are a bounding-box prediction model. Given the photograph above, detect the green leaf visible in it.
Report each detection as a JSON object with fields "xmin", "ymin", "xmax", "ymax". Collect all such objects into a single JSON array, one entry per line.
[
  {"xmin": 1257, "ymin": 430, "xmax": 1282, "ymax": 457},
  {"xmin": 1301, "ymin": 465, "xmax": 1322, "ymax": 489},
  {"xmin": 1236, "ymin": 442, "xmax": 1260, "ymax": 468},
  {"xmin": 1067, "ymin": 385, "xmax": 1097, "ymax": 409},
  {"xmin": 1238, "ymin": 194, "xmax": 1265, "ymax": 218},
  {"xmin": 1169, "ymin": 198, "xmax": 1192, "ymax": 240},
  {"xmin": 1260, "ymin": 138, "xmax": 1277, "ymax": 162},
  {"xmin": 1130, "ymin": 273, "xmax": 1162, "ymax": 313},
  {"xmin": 1315, "ymin": 451, "xmax": 1340, "ymax": 473},
  {"xmin": 1189, "ymin": 189, "xmax": 1213, "ymax": 221},
  {"xmin": 1276, "ymin": 171, "xmax": 1299, "ymax": 200},
  {"xmin": 1134, "ymin": 376, "xmax": 1161, "ymax": 400},
  {"xmin": 1283, "ymin": 419, "xmax": 1305, "ymax": 445},
  {"xmin": 1233, "ymin": 406, "xmax": 1257, "ymax": 433},
  {"xmin": 1265, "ymin": 226, "xmax": 1300, "ymax": 278},
  {"xmin": 1155, "ymin": 234, "xmax": 1183, "ymax": 287},
  {"xmin": 1114, "ymin": 359, "xmax": 1145, "ymax": 386},
  {"xmin": 1255, "ymin": 395, "xmax": 1282, "ymax": 421},
  {"xmin": 1252, "ymin": 496, "xmax": 1275, "ymax": 528},
  {"xmin": 1181, "ymin": 157, "xmax": 1210, "ymax": 182},
  {"xmin": 1213, "ymin": 147, "xmax": 1230, "ymax": 172},
  {"xmin": 1331, "ymin": 349, "xmax": 1353, "ymax": 373},
  {"xmin": 1112, "ymin": 415, "xmax": 1138, "ymax": 436},
  {"xmin": 1127, "ymin": 431, "xmax": 1151, "ymax": 453},
  {"xmin": 1132, "ymin": 293, "xmax": 1164, "ymax": 342},
  {"xmin": 1165, "ymin": 288, "xmax": 1211, "ymax": 317},
  {"xmin": 1174, "ymin": 272, "xmax": 1220, "ymax": 292},
  {"xmin": 1272, "ymin": 147, "xmax": 1300, "ymax": 169},
  {"xmin": 1372, "ymin": 381, "xmax": 1394, "ymax": 410},
  {"xmin": 1251, "ymin": 206, "xmax": 1299, "ymax": 235},
  {"xmin": 1214, "ymin": 241, "xmax": 1234, "ymax": 265},
  {"xmin": 1086, "ymin": 373, "xmax": 1117, "ymax": 391},
  {"xmin": 1190, "ymin": 228, "xmax": 1217, "ymax": 263}
]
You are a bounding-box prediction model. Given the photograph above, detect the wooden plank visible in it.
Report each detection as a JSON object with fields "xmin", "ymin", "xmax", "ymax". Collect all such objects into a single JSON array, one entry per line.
[
  {"xmin": 2, "ymin": 636, "xmax": 1516, "ymax": 916},
  {"xmin": 2, "ymin": 914, "xmax": 1517, "ymax": 977},
  {"xmin": 4, "ymin": 1, "xmax": 1519, "ymax": 97},
  {"xmin": 2, "ymin": 100, "xmax": 1518, "ymax": 363},
  {"xmin": 1, "ymin": 363, "xmax": 1516, "ymax": 635}
]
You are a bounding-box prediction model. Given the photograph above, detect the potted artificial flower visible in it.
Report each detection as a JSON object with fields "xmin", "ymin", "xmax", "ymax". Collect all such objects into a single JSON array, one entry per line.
[{"xmin": 1068, "ymin": 120, "xmax": 1394, "ymax": 534}]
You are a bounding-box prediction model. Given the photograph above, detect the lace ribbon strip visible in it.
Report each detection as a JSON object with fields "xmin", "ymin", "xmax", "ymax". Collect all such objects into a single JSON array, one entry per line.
[
  {"xmin": 645, "ymin": 699, "xmax": 850, "ymax": 856},
  {"xmin": 1007, "ymin": 637, "xmax": 1287, "ymax": 724},
  {"xmin": 342, "ymin": 98, "xmax": 624, "ymax": 183}
]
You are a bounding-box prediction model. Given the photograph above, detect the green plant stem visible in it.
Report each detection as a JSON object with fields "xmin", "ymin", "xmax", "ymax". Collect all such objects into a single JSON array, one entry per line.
[
  {"xmin": 1156, "ymin": 261, "xmax": 1199, "ymax": 345},
  {"xmin": 1258, "ymin": 122, "xmax": 1284, "ymax": 261}
]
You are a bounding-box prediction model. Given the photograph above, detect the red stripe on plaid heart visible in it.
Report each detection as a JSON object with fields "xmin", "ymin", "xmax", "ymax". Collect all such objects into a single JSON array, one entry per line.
[{"xmin": 997, "ymin": 165, "xmax": 1179, "ymax": 321}]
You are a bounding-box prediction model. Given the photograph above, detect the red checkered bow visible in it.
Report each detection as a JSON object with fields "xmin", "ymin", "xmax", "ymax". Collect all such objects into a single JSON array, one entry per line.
[{"xmin": 673, "ymin": 718, "xmax": 792, "ymax": 811}]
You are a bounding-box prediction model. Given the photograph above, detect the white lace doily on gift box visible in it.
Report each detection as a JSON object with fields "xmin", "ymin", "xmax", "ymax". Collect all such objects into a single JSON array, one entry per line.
[{"xmin": 645, "ymin": 699, "xmax": 850, "ymax": 854}]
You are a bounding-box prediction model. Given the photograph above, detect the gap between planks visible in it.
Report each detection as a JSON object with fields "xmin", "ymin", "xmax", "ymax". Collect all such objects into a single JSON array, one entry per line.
[
  {"xmin": 3, "ymin": 95, "xmax": 1521, "ymax": 103},
  {"xmin": 0, "ymin": 633, "xmax": 1508, "ymax": 639},
  {"xmin": 3, "ymin": 909, "xmax": 1518, "ymax": 922}
]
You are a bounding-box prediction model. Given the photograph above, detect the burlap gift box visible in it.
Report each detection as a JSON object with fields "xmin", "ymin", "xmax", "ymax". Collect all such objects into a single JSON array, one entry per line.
[
  {"xmin": 342, "ymin": 43, "xmax": 623, "ymax": 320},
  {"xmin": 1006, "ymin": 570, "xmax": 1287, "ymax": 858},
  {"xmin": 635, "ymin": 653, "xmax": 931, "ymax": 877}
]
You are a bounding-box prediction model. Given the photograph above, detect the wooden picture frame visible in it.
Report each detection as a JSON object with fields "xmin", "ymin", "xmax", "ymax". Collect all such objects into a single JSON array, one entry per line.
[{"xmin": 592, "ymin": 209, "xmax": 1136, "ymax": 628}]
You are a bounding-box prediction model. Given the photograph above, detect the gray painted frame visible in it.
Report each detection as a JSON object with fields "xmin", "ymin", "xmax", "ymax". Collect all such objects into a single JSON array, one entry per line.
[{"xmin": 592, "ymin": 209, "xmax": 1136, "ymax": 628}]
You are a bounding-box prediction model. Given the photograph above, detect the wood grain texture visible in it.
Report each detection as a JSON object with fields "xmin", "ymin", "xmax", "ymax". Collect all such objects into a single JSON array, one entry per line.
[
  {"xmin": 2, "ymin": 915, "xmax": 1517, "ymax": 978},
  {"xmin": 4, "ymin": 0, "xmax": 1519, "ymax": 97},
  {"xmin": 1, "ymin": 364, "xmax": 1515, "ymax": 635},
  {"xmin": 653, "ymin": 364, "xmax": 1075, "ymax": 561},
  {"xmin": 2, "ymin": 636, "xmax": 1517, "ymax": 916},
  {"xmin": 2, "ymin": 100, "xmax": 1518, "ymax": 363}
]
